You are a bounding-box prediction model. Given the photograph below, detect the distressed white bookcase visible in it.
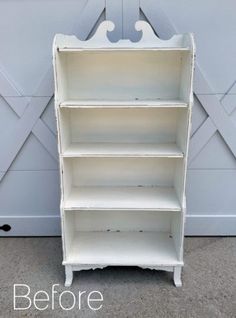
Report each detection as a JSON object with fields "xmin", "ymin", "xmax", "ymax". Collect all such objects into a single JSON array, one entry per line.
[{"xmin": 53, "ymin": 21, "xmax": 195, "ymax": 287}]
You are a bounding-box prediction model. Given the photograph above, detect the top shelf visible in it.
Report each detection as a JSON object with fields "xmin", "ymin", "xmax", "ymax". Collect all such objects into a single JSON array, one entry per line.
[
  {"xmin": 58, "ymin": 47, "xmax": 190, "ymax": 52},
  {"xmin": 59, "ymin": 99, "xmax": 188, "ymax": 108}
]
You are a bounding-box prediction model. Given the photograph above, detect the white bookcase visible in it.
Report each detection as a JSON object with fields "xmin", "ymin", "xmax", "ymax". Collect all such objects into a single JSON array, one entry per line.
[{"xmin": 53, "ymin": 21, "xmax": 195, "ymax": 287}]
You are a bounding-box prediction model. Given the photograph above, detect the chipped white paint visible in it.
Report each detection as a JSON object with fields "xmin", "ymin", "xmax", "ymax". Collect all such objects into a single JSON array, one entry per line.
[{"xmin": 53, "ymin": 20, "xmax": 195, "ymax": 287}]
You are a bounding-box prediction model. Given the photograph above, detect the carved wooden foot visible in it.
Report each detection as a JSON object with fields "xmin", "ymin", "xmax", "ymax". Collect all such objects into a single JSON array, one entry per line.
[
  {"xmin": 173, "ymin": 266, "xmax": 182, "ymax": 287},
  {"xmin": 65, "ymin": 265, "xmax": 73, "ymax": 287}
]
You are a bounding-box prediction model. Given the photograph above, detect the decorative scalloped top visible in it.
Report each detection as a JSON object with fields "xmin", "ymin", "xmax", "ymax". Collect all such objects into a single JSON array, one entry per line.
[{"xmin": 54, "ymin": 21, "xmax": 194, "ymax": 51}]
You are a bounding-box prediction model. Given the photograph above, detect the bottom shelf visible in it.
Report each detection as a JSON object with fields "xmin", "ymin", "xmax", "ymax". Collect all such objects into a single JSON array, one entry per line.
[{"xmin": 65, "ymin": 231, "xmax": 182, "ymax": 266}]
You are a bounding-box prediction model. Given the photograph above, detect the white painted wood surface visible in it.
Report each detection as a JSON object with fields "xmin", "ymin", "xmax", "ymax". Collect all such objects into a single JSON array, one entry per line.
[
  {"xmin": 65, "ymin": 186, "xmax": 181, "ymax": 211},
  {"xmin": 53, "ymin": 20, "xmax": 194, "ymax": 286},
  {"xmin": 72, "ymin": 210, "xmax": 174, "ymax": 231},
  {"xmin": 62, "ymin": 142, "xmax": 183, "ymax": 158},
  {"xmin": 64, "ymin": 231, "xmax": 182, "ymax": 266},
  {"xmin": 60, "ymin": 99, "xmax": 187, "ymax": 107},
  {"xmin": 59, "ymin": 108, "xmax": 188, "ymax": 153},
  {"xmin": 55, "ymin": 50, "xmax": 191, "ymax": 102}
]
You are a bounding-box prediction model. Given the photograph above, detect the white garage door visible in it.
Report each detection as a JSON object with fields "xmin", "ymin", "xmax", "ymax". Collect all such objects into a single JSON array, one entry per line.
[{"xmin": 0, "ymin": 0, "xmax": 235, "ymax": 236}]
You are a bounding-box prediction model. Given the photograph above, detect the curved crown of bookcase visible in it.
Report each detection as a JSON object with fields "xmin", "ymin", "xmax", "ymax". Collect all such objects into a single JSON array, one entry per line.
[{"xmin": 53, "ymin": 20, "xmax": 195, "ymax": 51}]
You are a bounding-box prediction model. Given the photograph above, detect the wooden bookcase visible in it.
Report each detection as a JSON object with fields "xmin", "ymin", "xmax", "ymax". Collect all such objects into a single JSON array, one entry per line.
[{"xmin": 53, "ymin": 21, "xmax": 195, "ymax": 287}]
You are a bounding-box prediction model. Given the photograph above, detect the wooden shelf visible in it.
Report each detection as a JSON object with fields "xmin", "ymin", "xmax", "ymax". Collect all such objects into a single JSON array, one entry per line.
[
  {"xmin": 60, "ymin": 99, "xmax": 188, "ymax": 108},
  {"xmin": 64, "ymin": 186, "xmax": 181, "ymax": 211},
  {"xmin": 64, "ymin": 231, "xmax": 182, "ymax": 266},
  {"xmin": 59, "ymin": 47, "xmax": 190, "ymax": 52},
  {"xmin": 62, "ymin": 142, "xmax": 183, "ymax": 158}
]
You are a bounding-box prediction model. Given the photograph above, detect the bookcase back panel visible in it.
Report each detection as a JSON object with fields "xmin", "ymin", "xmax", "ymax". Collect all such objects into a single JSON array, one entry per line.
[
  {"xmin": 61, "ymin": 108, "xmax": 184, "ymax": 144},
  {"xmin": 64, "ymin": 210, "xmax": 174, "ymax": 232},
  {"xmin": 57, "ymin": 51, "xmax": 190, "ymax": 101},
  {"xmin": 64, "ymin": 157, "xmax": 182, "ymax": 187}
]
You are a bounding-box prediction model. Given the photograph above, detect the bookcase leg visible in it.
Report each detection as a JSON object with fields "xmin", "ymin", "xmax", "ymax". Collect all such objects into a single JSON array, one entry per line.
[
  {"xmin": 173, "ymin": 266, "xmax": 182, "ymax": 287},
  {"xmin": 65, "ymin": 265, "xmax": 73, "ymax": 287}
]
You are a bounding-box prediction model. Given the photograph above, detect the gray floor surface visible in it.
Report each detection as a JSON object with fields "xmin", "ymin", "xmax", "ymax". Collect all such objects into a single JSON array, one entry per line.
[{"xmin": 0, "ymin": 237, "xmax": 236, "ymax": 318}]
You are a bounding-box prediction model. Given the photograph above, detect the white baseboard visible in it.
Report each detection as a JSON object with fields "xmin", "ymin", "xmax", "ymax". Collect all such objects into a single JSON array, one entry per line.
[
  {"xmin": 185, "ymin": 215, "xmax": 236, "ymax": 235},
  {"xmin": 0, "ymin": 215, "xmax": 61, "ymax": 236}
]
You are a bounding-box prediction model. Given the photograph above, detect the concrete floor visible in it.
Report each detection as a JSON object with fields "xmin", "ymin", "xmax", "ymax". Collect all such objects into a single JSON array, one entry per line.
[{"xmin": 0, "ymin": 237, "xmax": 236, "ymax": 318}]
